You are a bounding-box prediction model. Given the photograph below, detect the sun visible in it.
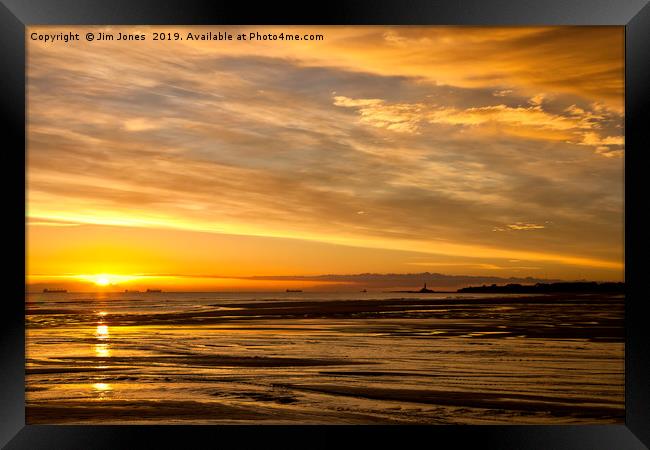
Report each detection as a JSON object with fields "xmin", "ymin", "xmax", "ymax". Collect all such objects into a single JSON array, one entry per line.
[
  {"xmin": 95, "ymin": 275, "xmax": 111, "ymax": 286},
  {"xmin": 74, "ymin": 273, "xmax": 142, "ymax": 288}
]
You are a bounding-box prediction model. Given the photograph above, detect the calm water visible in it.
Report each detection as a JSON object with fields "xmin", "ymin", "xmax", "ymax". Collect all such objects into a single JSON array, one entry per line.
[{"xmin": 26, "ymin": 292, "xmax": 624, "ymax": 424}]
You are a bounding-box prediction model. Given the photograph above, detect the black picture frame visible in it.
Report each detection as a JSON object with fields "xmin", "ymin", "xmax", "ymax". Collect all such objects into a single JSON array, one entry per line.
[{"xmin": 2, "ymin": 0, "xmax": 648, "ymax": 448}]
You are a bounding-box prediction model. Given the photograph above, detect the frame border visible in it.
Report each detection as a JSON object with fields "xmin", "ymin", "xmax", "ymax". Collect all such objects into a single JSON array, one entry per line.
[{"xmin": 2, "ymin": 1, "xmax": 648, "ymax": 448}]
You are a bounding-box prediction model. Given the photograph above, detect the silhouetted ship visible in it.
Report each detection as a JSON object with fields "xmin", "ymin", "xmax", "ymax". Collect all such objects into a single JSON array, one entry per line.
[
  {"xmin": 286, "ymin": 289, "xmax": 302, "ymax": 292},
  {"xmin": 124, "ymin": 289, "xmax": 141, "ymax": 293},
  {"xmin": 146, "ymin": 289, "xmax": 162, "ymax": 293},
  {"xmin": 360, "ymin": 289, "xmax": 367, "ymax": 293},
  {"xmin": 43, "ymin": 288, "xmax": 67, "ymax": 293}
]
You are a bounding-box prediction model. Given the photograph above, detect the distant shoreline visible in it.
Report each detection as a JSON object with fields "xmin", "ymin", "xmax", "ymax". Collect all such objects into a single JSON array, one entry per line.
[
  {"xmin": 27, "ymin": 281, "xmax": 625, "ymax": 296},
  {"xmin": 457, "ymin": 282, "xmax": 624, "ymax": 294}
]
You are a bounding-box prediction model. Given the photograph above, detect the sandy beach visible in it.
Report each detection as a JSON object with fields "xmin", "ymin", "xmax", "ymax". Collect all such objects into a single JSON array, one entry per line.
[{"xmin": 26, "ymin": 292, "xmax": 624, "ymax": 424}]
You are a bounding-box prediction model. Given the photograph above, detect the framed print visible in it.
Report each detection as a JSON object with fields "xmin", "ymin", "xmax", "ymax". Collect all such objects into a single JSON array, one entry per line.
[{"xmin": 1, "ymin": 0, "xmax": 649, "ymax": 448}]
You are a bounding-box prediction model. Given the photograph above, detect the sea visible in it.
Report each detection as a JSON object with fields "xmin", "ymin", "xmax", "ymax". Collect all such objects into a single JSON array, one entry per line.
[{"xmin": 25, "ymin": 291, "xmax": 624, "ymax": 424}]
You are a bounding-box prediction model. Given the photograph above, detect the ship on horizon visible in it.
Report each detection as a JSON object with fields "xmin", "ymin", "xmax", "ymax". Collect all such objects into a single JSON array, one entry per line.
[{"xmin": 43, "ymin": 288, "xmax": 67, "ymax": 293}]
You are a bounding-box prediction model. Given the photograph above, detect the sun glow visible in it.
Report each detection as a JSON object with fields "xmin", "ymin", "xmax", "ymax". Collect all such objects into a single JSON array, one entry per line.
[
  {"xmin": 76, "ymin": 273, "xmax": 140, "ymax": 287},
  {"xmin": 96, "ymin": 276, "xmax": 110, "ymax": 286}
]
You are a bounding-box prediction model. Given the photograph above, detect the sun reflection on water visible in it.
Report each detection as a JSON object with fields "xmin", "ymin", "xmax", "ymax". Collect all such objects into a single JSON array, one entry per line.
[
  {"xmin": 96, "ymin": 324, "xmax": 109, "ymax": 338},
  {"xmin": 94, "ymin": 315, "xmax": 112, "ymax": 358},
  {"xmin": 92, "ymin": 382, "xmax": 113, "ymax": 399},
  {"xmin": 91, "ymin": 312, "xmax": 115, "ymax": 398},
  {"xmin": 95, "ymin": 343, "xmax": 111, "ymax": 357}
]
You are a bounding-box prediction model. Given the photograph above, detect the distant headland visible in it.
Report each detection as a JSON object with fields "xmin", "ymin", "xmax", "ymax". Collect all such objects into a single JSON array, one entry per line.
[
  {"xmin": 389, "ymin": 281, "xmax": 625, "ymax": 294},
  {"xmin": 457, "ymin": 282, "xmax": 624, "ymax": 294}
]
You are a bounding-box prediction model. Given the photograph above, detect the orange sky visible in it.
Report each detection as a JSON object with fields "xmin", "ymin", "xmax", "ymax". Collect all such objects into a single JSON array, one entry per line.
[{"xmin": 26, "ymin": 26, "xmax": 624, "ymax": 292}]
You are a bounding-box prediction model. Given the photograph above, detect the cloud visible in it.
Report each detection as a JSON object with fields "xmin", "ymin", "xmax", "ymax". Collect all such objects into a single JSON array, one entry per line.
[
  {"xmin": 372, "ymin": 27, "xmax": 624, "ymax": 112},
  {"xmin": 493, "ymin": 89, "xmax": 513, "ymax": 97},
  {"xmin": 334, "ymin": 95, "xmax": 424, "ymax": 133},
  {"xmin": 332, "ymin": 96, "xmax": 384, "ymax": 108},
  {"xmin": 335, "ymin": 94, "xmax": 623, "ymax": 157},
  {"xmin": 406, "ymin": 262, "xmax": 541, "ymax": 271},
  {"xmin": 493, "ymin": 223, "xmax": 546, "ymax": 232},
  {"xmin": 576, "ymin": 132, "xmax": 624, "ymax": 158},
  {"xmin": 528, "ymin": 93, "xmax": 547, "ymax": 106},
  {"xmin": 123, "ymin": 118, "xmax": 160, "ymax": 132},
  {"xmin": 428, "ymin": 104, "xmax": 583, "ymax": 131},
  {"xmin": 243, "ymin": 272, "xmax": 563, "ymax": 290},
  {"xmin": 26, "ymin": 219, "xmax": 81, "ymax": 227}
]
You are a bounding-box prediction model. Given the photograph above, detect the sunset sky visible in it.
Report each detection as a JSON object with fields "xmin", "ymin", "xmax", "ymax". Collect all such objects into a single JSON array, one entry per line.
[{"xmin": 26, "ymin": 26, "xmax": 624, "ymax": 292}]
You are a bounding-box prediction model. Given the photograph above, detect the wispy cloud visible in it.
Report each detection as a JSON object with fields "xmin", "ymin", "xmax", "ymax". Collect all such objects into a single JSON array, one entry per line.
[
  {"xmin": 335, "ymin": 95, "xmax": 623, "ymax": 157},
  {"xmin": 493, "ymin": 223, "xmax": 546, "ymax": 232}
]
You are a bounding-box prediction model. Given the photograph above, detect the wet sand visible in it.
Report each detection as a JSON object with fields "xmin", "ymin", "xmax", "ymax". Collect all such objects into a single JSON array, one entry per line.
[{"xmin": 26, "ymin": 292, "xmax": 624, "ymax": 424}]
